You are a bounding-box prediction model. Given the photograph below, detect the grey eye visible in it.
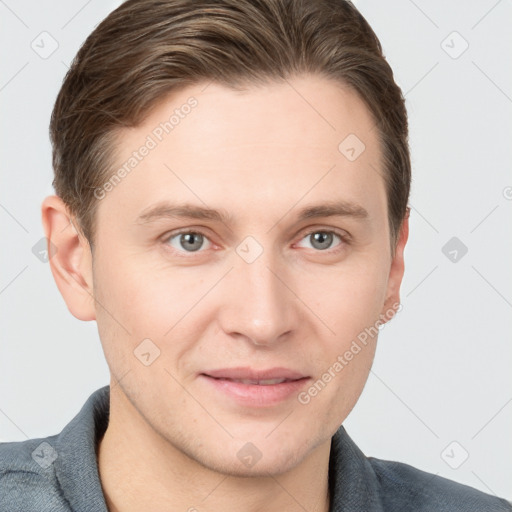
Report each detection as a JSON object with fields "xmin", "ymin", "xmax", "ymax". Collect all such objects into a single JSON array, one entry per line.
[
  {"xmin": 310, "ymin": 232, "xmax": 333, "ymax": 250},
  {"xmin": 168, "ymin": 232, "xmax": 210, "ymax": 252},
  {"xmin": 297, "ymin": 231, "xmax": 342, "ymax": 251}
]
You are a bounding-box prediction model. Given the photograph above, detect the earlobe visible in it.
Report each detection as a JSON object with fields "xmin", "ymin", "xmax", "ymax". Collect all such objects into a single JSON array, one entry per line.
[
  {"xmin": 41, "ymin": 195, "xmax": 96, "ymax": 321},
  {"xmin": 381, "ymin": 209, "xmax": 410, "ymax": 320}
]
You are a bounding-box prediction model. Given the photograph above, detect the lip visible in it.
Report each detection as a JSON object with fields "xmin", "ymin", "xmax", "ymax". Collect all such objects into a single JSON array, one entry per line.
[
  {"xmin": 199, "ymin": 367, "xmax": 311, "ymax": 407},
  {"xmin": 203, "ymin": 366, "xmax": 307, "ymax": 381}
]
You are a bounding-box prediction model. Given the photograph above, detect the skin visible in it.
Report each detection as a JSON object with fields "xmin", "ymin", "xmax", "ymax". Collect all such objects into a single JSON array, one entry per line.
[{"xmin": 42, "ymin": 74, "xmax": 408, "ymax": 512}]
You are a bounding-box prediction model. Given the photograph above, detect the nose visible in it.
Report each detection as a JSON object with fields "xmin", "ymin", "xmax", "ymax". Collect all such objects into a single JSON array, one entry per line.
[{"xmin": 216, "ymin": 245, "xmax": 299, "ymax": 347}]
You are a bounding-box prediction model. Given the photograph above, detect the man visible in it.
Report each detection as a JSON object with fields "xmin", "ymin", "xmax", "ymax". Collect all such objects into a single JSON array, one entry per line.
[{"xmin": 1, "ymin": 0, "xmax": 510, "ymax": 510}]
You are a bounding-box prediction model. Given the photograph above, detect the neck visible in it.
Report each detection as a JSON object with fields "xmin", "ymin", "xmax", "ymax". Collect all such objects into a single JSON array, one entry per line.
[{"xmin": 97, "ymin": 384, "xmax": 331, "ymax": 512}]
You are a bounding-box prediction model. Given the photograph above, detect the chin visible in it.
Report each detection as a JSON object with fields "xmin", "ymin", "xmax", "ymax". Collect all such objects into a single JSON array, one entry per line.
[
  {"xmin": 187, "ymin": 430, "xmax": 320, "ymax": 478},
  {"xmin": 201, "ymin": 447, "xmax": 305, "ymax": 478}
]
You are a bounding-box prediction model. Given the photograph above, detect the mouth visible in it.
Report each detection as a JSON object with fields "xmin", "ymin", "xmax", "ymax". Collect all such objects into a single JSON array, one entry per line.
[
  {"xmin": 213, "ymin": 377, "xmax": 297, "ymax": 385},
  {"xmin": 199, "ymin": 367, "xmax": 311, "ymax": 407}
]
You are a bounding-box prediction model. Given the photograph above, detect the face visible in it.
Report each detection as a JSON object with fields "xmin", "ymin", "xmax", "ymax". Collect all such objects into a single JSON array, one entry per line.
[{"xmin": 54, "ymin": 75, "xmax": 407, "ymax": 477}]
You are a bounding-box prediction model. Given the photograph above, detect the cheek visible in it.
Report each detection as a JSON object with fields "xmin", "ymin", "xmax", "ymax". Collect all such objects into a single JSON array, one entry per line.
[
  {"xmin": 92, "ymin": 252, "xmax": 165, "ymax": 364},
  {"xmin": 295, "ymin": 255, "xmax": 387, "ymax": 411},
  {"xmin": 300, "ymin": 270, "xmax": 383, "ymax": 422},
  {"xmin": 93, "ymin": 255, "xmax": 209, "ymax": 372},
  {"xmin": 305, "ymin": 256, "xmax": 389, "ymax": 342},
  {"xmin": 94, "ymin": 251, "xmax": 176, "ymax": 331}
]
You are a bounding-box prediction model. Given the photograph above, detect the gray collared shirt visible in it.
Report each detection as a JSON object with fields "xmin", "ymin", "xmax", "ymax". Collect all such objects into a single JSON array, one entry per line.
[{"xmin": 1, "ymin": 385, "xmax": 511, "ymax": 511}]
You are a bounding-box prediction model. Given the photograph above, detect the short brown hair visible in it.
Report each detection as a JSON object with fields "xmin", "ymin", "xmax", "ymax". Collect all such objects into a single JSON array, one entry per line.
[{"xmin": 50, "ymin": 0, "xmax": 410, "ymax": 252}]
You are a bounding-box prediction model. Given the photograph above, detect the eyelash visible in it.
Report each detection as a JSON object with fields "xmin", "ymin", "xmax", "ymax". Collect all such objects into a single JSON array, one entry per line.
[{"xmin": 162, "ymin": 227, "xmax": 350, "ymax": 257}]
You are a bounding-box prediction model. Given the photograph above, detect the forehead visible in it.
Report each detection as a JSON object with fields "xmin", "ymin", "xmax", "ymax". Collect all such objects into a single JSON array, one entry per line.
[{"xmin": 99, "ymin": 75, "xmax": 386, "ymax": 230}]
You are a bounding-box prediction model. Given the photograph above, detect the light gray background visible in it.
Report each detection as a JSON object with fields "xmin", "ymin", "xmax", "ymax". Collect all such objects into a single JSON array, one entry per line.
[{"xmin": 1, "ymin": 0, "xmax": 511, "ymax": 500}]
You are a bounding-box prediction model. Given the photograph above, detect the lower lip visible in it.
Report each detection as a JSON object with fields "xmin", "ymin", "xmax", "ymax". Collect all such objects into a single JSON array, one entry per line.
[{"xmin": 199, "ymin": 375, "xmax": 310, "ymax": 407}]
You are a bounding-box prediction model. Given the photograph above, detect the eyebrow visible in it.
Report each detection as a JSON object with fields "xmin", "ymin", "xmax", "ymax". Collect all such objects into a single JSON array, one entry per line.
[{"xmin": 136, "ymin": 199, "xmax": 369, "ymax": 225}]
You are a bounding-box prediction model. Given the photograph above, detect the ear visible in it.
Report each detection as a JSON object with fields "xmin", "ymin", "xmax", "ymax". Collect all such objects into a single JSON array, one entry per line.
[
  {"xmin": 41, "ymin": 195, "xmax": 96, "ymax": 321},
  {"xmin": 380, "ymin": 208, "xmax": 410, "ymax": 321}
]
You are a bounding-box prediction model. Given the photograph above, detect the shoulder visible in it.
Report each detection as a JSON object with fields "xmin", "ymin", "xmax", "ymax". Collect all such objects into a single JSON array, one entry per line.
[
  {"xmin": 0, "ymin": 386, "xmax": 110, "ymax": 512},
  {"xmin": 0, "ymin": 436, "xmax": 72, "ymax": 511},
  {"xmin": 368, "ymin": 456, "xmax": 512, "ymax": 512}
]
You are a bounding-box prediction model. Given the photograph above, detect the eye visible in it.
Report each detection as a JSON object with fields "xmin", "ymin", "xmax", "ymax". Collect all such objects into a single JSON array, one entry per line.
[
  {"xmin": 295, "ymin": 229, "xmax": 347, "ymax": 253},
  {"xmin": 164, "ymin": 230, "xmax": 212, "ymax": 254},
  {"xmin": 162, "ymin": 227, "xmax": 348, "ymax": 257}
]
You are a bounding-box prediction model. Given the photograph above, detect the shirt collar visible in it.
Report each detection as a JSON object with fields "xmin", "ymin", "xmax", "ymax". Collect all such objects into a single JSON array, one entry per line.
[
  {"xmin": 52, "ymin": 385, "xmax": 384, "ymax": 512},
  {"xmin": 54, "ymin": 385, "xmax": 110, "ymax": 512},
  {"xmin": 328, "ymin": 420, "xmax": 385, "ymax": 511}
]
